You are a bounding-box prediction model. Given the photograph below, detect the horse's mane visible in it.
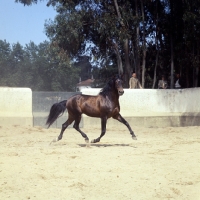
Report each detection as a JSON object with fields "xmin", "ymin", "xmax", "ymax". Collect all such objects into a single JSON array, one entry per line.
[{"xmin": 99, "ymin": 75, "xmax": 121, "ymax": 97}]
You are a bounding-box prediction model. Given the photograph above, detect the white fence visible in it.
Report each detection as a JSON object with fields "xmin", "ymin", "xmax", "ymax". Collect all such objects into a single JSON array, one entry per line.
[
  {"xmin": 0, "ymin": 87, "xmax": 199, "ymax": 127},
  {"xmin": 81, "ymin": 88, "xmax": 200, "ymax": 127},
  {"xmin": 0, "ymin": 87, "xmax": 33, "ymax": 126}
]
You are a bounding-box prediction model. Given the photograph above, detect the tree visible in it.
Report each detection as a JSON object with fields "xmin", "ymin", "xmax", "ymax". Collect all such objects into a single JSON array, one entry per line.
[
  {"xmin": 43, "ymin": 0, "xmax": 145, "ymax": 86},
  {"xmin": 0, "ymin": 40, "xmax": 79, "ymax": 91},
  {"xmin": 15, "ymin": 0, "xmax": 39, "ymax": 6},
  {"xmin": 15, "ymin": 0, "xmax": 200, "ymax": 88},
  {"xmin": 0, "ymin": 40, "xmax": 12, "ymax": 86}
]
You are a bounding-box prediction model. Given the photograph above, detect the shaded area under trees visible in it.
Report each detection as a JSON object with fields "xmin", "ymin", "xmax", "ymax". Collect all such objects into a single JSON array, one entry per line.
[{"xmin": 4, "ymin": 0, "xmax": 200, "ymax": 89}]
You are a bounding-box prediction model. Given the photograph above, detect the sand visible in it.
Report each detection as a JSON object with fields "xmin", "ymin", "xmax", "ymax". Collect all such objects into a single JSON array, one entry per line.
[{"xmin": 0, "ymin": 125, "xmax": 200, "ymax": 200}]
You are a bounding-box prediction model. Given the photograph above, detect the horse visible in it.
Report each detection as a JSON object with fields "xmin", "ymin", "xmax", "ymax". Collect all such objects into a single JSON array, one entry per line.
[{"xmin": 46, "ymin": 74, "xmax": 137, "ymax": 144}]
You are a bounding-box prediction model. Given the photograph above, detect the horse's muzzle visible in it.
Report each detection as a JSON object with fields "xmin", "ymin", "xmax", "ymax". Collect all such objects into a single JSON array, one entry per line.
[{"xmin": 118, "ymin": 90, "xmax": 124, "ymax": 96}]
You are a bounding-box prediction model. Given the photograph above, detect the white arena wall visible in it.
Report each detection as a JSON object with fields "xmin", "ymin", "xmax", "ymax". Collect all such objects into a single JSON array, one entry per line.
[
  {"xmin": 81, "ymin": 88, "xmax": 200, "ymax": 128},
  {"xmin": 0, "ymin": 87, "xmax": 33, "ymax": 126},
  {"xmin": 0, "ymin": 87, "xmax": 199, "ymax": 128}
]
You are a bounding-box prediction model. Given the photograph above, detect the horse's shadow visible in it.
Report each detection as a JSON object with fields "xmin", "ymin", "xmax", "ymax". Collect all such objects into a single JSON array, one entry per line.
[{"xmin": 78, "ymin": 143, "xmax": 137, "ymax": 148}]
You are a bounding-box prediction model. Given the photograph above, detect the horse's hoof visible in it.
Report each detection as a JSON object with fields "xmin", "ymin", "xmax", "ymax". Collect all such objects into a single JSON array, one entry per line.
[
  {"xmin": 84, "ymin": 139, "xmax": 90, "ymax": 147},
  {"xmin": 86, "ymin": 142, "xmax": 90, "ymax": 147},
  {"xmin": 132, "ymin": 136, "xmax": 137, "ymax": 140},
  {"xmin": 85, "ymin": 139, "xmax": 89, "ymax": 144},
  {"xmin": 90, "ymin": 139, "xmax": 95, "ymax": 143},
  {"xmin": 49, "ymin": 137, "xmax": 58, "ymax": 145}
]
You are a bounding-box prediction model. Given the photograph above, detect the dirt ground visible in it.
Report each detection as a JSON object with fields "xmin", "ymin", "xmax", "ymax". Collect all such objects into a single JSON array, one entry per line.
[{"xmin": 0, "ymin": 125, "xmax": 200, "ymax": 200}]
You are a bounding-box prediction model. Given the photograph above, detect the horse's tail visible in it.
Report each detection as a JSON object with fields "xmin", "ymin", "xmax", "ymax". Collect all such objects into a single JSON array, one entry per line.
[{"xmin": 46, "ymin": 100, "xmax": 67, "ymax": 128}]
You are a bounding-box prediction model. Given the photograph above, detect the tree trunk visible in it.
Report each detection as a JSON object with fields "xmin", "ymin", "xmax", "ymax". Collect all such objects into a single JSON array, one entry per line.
[
  {"xmin": 194, "ymin": 48, "xmax": 199, "ymax": 87},
  {"xmin": 135, "ymin": 0, "xmax": 140, "ymax": 80},
  {"xmin": 124, "ymin": 39, "xmax": 132, "ymax": 78},
  {"xmin": 107, "ymin": 36, "xmax": 123, "ymax": 75},
  {"xmin": 170, "ymin": 34, "xmax": 174, "ymax": 89},
  {"xmin": 113, "ymin": 0, "xmax": 131, "ymax": 86},
  {"xmin": 131, "ymin": 42, "xmax": 136, "ymax": 73},
  {"xmin": 112, "ymin": 41, "xmax": 123, "ymax": 75},
  {"xmin": 169, "ymin": 0, "xmax": 174, "ymax": 89},
  {"xmin": 192, "ymin": 44, "xmax": 195, "ymax": 87},
  {"xmin": 141, "ymin": 0, "xmax": 146, "ymax": 88},
  {"xmin": 152, "ymin": 49, "xmax": 159, "ymax": 89},
  {"xmin": 152, "ymin": 2, "xmax": 159, "ymax": 89}
]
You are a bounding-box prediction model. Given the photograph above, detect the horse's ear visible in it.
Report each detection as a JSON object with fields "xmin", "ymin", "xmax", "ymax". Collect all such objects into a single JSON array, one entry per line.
[
  {"xmin": 113, "ymin": 74, "xmax": 118, "ymax": 79},
  {"xmin": 119, "ymin": 73, "xmax": 124, "ymax": 80}
]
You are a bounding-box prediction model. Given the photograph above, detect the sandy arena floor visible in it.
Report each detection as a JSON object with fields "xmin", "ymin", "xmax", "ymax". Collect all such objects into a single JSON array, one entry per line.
[{"xmin": 0, "ymin": 125, "xmax": 200, "ymax": 200}]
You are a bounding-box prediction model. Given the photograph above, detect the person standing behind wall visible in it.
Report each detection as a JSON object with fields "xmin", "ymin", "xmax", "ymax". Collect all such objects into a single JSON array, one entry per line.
[
  {"xmin": 129, "ymin": 72, "xmax": 143, "ymax": 89},
  {"xmin": 158, "ymin": 75, "xmax": 168, "ymax": 89},
  {"xmin": 174, "ymin": 73, "xmax": 183, "ymax": 89}
]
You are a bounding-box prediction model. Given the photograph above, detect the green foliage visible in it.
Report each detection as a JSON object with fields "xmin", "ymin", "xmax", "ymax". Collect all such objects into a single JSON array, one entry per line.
[
  {"xmin": 13, "ymin": 0, "xmax": 200, "ymax": 88},
  {"xmin": 0, "ymin": 40, "xmax": 79, "ymax": 91},
  {"xmin": 15, "ymin": 0, "xmax": 40, "ymax": 6}
]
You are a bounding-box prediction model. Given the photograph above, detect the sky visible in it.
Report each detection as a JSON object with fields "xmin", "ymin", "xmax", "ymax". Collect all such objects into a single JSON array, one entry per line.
[{"xmin": 0, "ymin": 0, "xmax": 57, "ymax": 46}]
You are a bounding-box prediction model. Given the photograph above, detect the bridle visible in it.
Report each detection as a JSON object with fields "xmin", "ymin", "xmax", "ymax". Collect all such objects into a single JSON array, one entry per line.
[{"xmin": 115, "ymin": 78, "xmax": 124, "ymax": 96}]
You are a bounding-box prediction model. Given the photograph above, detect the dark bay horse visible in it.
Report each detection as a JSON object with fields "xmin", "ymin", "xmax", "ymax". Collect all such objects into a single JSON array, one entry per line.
[{"xmin": 46, "ymin": 74, "xmax": 137, "ymax": 144}]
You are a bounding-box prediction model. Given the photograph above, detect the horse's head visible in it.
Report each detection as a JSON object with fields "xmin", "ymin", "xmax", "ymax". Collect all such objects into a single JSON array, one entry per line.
[
  {"xmin": 114, "ymin": 74, "xmax": 124, "ymax": 96},
  {"xmin": 99, "ymin": 74, "xmax": 124, "ymax": 97}
]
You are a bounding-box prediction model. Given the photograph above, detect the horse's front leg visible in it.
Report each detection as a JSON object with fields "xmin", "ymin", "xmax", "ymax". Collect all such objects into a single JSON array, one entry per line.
[
  {"xmin": 91, "ymin": 117, "xmax": 107, "ymax": 143},
  {"xmin": 113, "ymin": 114, "xmax": 137, "ymax": 140}
]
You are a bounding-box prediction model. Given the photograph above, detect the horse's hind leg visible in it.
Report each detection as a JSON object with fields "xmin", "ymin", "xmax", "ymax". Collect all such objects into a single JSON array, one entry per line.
[
  {"xmin": 73, "ymin": 115, "xmax": 89, "ymax": 143},
  {"xmin": 50, "ymin": 115, "xmax": 74, "ymax": 144},
  {"xmin": 113, "ymin": 114, "xmax": 137, "ymax": 140}
]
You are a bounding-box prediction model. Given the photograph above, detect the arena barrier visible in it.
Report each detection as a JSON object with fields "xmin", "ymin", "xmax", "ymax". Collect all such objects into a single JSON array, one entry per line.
[
  {"xmin": 1, "ymin": 88, "xmax": 199, "ymax": 128},
  {"xmin": 0, "ymin": 89, "xmax": 82, "ymax": 128},
  {"xmin": 0, "ymin": 87, "xmax": 32, "ymax": 126},
  {"xmin": 32, "ymin": 91, "xmax": 82, "ymax": 128},
  {"xmin": 81, "ymin": 88, "xmax": 200, "ymax": 128}
]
